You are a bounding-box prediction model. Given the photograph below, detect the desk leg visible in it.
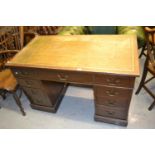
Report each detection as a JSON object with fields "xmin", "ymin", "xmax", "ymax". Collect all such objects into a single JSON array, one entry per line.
[
  {"xmin": 24, "ymin": 81, "xmax": 68, "ymax": 113},
  {"xmin": 93, "ymin": 86, "xmax": 132, "ymax": 126}
]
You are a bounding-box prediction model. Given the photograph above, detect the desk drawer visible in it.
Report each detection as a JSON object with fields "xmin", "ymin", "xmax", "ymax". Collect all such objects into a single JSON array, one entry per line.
[
  {"xmin": 13, "ymin": 69, "xmax": 36, "ymax": 78},
  {"xmin": 23, "ymin": 87, "xmax": 53, "ymax": 107},
  {"xmin": 95, "ymin": 95, "xmax": 131, "ymax": 109},
  {"xmin": 94, "ymin": 85, "xmax": 132, "ymax": 98},
  {"xmin": 13, "ymin": 68, "xmax": 93, "ymax": 84},
  {"xmin": 94, "ymin": 74, "xmax": 135, "ymax": 88},
  {"xmin": 95, "ymin": 105, "xmax": 128, "ymax": 120},
  {"xmin": 17, "ymin": 79, "xmax": 42, "ymax": 88},
  {"xmin": 39, "ymin": 70, "xmax": 93, "ymax": 84}
]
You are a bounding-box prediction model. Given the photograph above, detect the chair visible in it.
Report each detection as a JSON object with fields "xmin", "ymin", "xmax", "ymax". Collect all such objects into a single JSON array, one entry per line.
[
  {"xmin": 135, "ymin": 27, "xmax": 155, "ymax": 110},
  {"xmin": 0, "ymin": 26, "xmax": 36, "ymax": 115},
  {"xmin": 24, "ymin": 26, "xmax": 60, "ymax": 35},
  {"xmin": 139, "ymin": 26, "xmax": 155, "ymax": 58}
]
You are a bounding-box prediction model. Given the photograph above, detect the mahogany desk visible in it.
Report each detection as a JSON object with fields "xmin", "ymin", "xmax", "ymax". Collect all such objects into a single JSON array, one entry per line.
[{"xmin": 7, "ymin": 35, "xmax": 139, "ymax": 126}]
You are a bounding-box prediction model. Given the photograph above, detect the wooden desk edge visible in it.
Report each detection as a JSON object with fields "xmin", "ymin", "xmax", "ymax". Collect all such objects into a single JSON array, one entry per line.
[{"xmin": 6, "ymin": 63, "xmax": 140, "ymax": 77}]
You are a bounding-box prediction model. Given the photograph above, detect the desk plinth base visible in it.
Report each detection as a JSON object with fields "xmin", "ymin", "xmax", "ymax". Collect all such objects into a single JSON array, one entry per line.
[
  {"xmin": 30, "ymin": 83, "xmax": 68, "ymax": 113},
  {"xmin": 94, "ymin": 115, "xmax": 128, "ymax": 126},
  {"xmin": 31, "ymin": 104, "xmax": 58, "ymax": 113}
]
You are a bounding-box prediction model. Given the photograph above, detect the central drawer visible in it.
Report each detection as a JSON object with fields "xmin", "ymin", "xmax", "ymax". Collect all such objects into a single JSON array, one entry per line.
[
  {"xmin": 13, "ymin": 68, "xmax": 93, "ymax": 84},
  {"xmin": 13, "ymin": 68, "xmax": 37, "ymax": 78},
  {"xmin": 39, "ymin": 70, "xmax": 93, "ymax": 84}
]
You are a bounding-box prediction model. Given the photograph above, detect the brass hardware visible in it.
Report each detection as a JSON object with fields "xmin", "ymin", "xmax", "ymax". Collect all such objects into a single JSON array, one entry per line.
[
  {"xmin": 107, "ymin": 111, "xmax": 114, "ymax": 115},
  {"xmin": 106, "ymin": 78, "xmax": 121, "ymax": 85},
  {"xmin": 105, "ymin": 90, "xmax": 118, "ymax": 96},
  {"xmin": 57, "ymin": 74, "xmax": 68, "ymax": 81}
]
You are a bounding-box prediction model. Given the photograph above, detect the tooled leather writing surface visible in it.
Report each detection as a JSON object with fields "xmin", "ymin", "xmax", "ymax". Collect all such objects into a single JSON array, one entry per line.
[{"xmin": 7, "ymin": 35, "xmax": 139, "ymax": 76}]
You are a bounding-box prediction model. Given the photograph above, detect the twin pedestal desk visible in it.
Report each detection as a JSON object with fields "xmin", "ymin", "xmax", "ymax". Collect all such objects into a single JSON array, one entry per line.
[{"xmin": 7, "ymin": 35, "xmax": 139, "ymax": 126}]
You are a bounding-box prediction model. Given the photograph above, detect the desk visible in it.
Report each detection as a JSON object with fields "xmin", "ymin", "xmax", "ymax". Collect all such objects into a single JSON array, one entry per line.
[{"xmin": 7, "ymin": 35, "xmax": 139, "ymax": 126}]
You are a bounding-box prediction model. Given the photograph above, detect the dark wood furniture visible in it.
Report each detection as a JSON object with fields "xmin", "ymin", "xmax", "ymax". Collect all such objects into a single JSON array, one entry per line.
[
  {"xmin": 0, "ymin": 26, "xmax": 21, "ymax": 100},
  {"xmin": 136, "ymin": 28, "xmax": 155, "ymax": 111},
  {"xmin": 139, "ymin": 27, "xmax": 155, "ymax": 58},
  {"xmin": 7, "ymin": 35, "xmax": 139, "ymax": 126},
  {"xmin": 0, "ymin": 26, "xmax": 37, "ymax": 115},
  {"xmin": 24, "ymin": 26, "xmax": 61, "ymax": 35},
  {"xmin": 0, "ymin": 50, "xmax": 25, "ymax": 115}
]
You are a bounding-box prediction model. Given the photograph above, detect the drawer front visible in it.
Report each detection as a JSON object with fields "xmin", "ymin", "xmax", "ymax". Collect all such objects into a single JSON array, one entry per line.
[
  {"xmin": 17, "ymin": 79, "xmax": 42, "ymax": 88},
  {"xmin": 13, "ymin": 68, "xmax": 93, "ymax": 84},
  {"xmin": 39, "ymin": 70, "xmax": 93, "ymax": 84},
  {"xmin": 23, "ymin": 87, "xmax": 53, "ymax": 106},
  {"xmin": 95, "ymin": 95, "xmax": 131, "ymax": 109},
  {"xmin": 94, "ymin": 74, "xmax": 135, "ymax": 88},
  {"xmin": 95, "ymin": 105, "xmax": 128, "ymax": 120},
  {"xmin": 94, "ymin": 85, "xmax": 133, "ymax": 98},
  {"xmin": 13, "ymin": 69, "xmax": 36, "ymax": 78}
]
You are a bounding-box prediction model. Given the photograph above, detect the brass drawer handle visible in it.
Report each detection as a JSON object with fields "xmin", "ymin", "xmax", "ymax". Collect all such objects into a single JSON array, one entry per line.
[
  {"xmin": 15, "ymin": 71, "xmax": 19, "ymax": 75},
  {"xmin": 106, "ymin": 78, "xmax": 121, "ymax": 85},
  {"xmin": 105, "ymin": 90, "xmax": 119, "ymax": 96},
  {"xmin": 106, "ymin": 111, "xmax": 114, "ymax": 115},
  {"xmin": 57, "ymin": 74, "xmax": 68, "ymax": 81}
]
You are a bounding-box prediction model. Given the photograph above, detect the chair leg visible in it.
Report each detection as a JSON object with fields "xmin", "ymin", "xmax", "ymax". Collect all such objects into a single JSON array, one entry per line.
[
  {"xmin": 0, "ymin": 91, "xmax": 6, "ymax": 100},
  {"xmin": 135, "ymin": 64, "xmax": 148, "ymax": 95},
  {"xmin": 12, "ymin": 92, "xmax": 26, "ymax": 116},
  {"xmin": 148, "ymin": 101, "xmax": 155, "ymax": 111},
  {"xmin": 18, "ymin": 87, "xmax": 23, "ymax": 98},
  {"xmin": 139, "ymin": 44, "xmax": 146, "ymax": 58}
]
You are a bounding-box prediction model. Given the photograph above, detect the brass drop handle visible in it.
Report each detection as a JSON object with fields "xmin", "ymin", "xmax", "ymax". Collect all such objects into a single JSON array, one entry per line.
[
  {"xmin": 57, "ymin": 74, "xmax": 68, "ymax": 81},
  {"xmin": 106, "ymin": 90, "xmax": 118, "ymax": 96},
  {"xmin": 106, "ymin": 78, "xmax": 120, "ymax": 85},
  {"xmin": 15, "ymin": 71, "xmax": 18, "ymax": 75},
  {"xmin": 107, "ymin": 111, "xmax": 114, "ymax": 115}
]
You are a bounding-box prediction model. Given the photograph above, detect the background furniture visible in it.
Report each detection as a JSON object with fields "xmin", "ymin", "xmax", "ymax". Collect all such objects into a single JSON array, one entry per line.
[
  {"xmin": 58, "ymin": 26, "xmax": 90, "ymax": 35},
  {"xmin": 139, "ymin": 27, "xmax": 155, "ymax": 58},
  {"xmin": 0, "ymin": 50, "xmax": 25, "ymax": 115},
  {"xmin": 57, "ymin": 26, "xmax": 146, "ymax": 48},
  {"xmin": 7, "ymin": 35, "xmax": 139, "ymax": 126},
  {"xmin": 24, "ymin": 26, "xmax": 61, "ymax": 35},
  {"xmin": 0, "ymin": 26, "xmax": 36, "ymax": 115},
  {"xmin": 88, "ymin": 26, "xmax": 116, "ymax": 34},
  {"xmin": 0, "ymin": 26, "xmax": 146, "ymax": 49},
  {"xmin": 135, "ymin": 27, "xmax": 155, "ymax": 110},
  {"xmin": 117, "ymin": 26, "xmax": 146, "ymax": 48}
]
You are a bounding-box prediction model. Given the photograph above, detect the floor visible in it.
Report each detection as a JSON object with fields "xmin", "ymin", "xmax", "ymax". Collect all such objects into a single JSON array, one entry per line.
[{"xmin": 0, "ymin": 52, "xmax": 155, "ymax": 128}]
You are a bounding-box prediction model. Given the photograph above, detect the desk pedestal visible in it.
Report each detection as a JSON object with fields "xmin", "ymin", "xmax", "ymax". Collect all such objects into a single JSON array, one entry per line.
[{"xmin": 12, "ymin": 67, "xmax": 135, "ymax": 126}]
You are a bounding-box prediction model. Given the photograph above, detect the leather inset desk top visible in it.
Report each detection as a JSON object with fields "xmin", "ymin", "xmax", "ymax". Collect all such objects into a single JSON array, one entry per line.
[{"xmin": 7, "ymin": 35, "xmax": 140, "ymax": 76}]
